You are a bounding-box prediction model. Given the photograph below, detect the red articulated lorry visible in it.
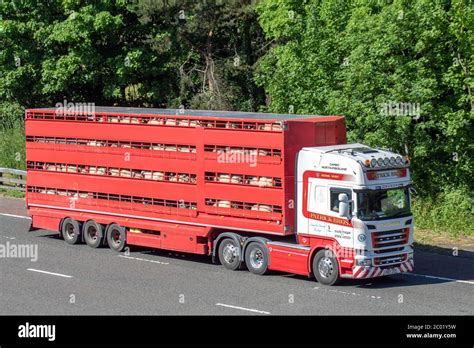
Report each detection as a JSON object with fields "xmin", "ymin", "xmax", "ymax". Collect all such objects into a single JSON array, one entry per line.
[{"xmin": 25, "ymin": 107, "xmax": 414, "ymax": 285}]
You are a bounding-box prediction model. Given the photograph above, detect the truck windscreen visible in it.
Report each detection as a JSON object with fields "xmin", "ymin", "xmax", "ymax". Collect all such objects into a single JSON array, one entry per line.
[{"xmin": 356, "ymin": 187, "xmax": 411, "ymax": 221}]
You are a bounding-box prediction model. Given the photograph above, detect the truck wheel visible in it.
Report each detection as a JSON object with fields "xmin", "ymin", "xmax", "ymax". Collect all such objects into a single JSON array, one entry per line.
[
  {"xmin": 61, "ymin": 218, "xmax": 82, "ymax": 245},
  {"xmin": 83, "ymin": 220, "xmax": 103, "ymax": 249},
  {"xmin": 106, "ymin": 223, "xmax": 126, "ymax": 252},
  {"xmin": 218, "ymin": 238, "xmax": 241, "ymax": 270},
  {"xmin": 245, "ymin": 242, "xmax": 269, "ymax": 275},
  {"xmin": 312, "ymin": 249, "xmax": 340, "ymax": 286}
]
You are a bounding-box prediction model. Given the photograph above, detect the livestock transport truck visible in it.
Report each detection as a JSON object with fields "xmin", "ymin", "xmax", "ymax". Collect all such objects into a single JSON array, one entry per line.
[{"xmin": 25, "ymin": 107, "xmax": 414, "ymax": 285}]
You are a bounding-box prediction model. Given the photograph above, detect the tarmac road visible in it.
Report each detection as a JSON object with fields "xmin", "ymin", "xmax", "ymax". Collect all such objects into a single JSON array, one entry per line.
[{"xmin": 0, "ymin": 198, "xmax": 473, "ymax": 315}]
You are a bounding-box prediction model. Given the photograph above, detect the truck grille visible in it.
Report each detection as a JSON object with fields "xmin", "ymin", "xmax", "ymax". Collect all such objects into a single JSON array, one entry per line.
[{"xmin": 372, "ymin": 228, "xmax": 409, "ymax": 250}]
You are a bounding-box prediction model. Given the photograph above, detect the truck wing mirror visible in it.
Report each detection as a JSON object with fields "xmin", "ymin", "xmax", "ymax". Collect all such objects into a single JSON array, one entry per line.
[
  {"xmin": 338, "ymin": 201, "xmax": 349, "ymax": 217},
  {"xmin": 338, "ymin": 193, "xmax": 349, "ymax": 218}
]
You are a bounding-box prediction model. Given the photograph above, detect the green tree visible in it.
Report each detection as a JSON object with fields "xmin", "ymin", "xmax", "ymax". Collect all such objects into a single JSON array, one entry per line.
[
  {"xmin": 130, "ymin": 0, "xmax": 267, "ymax": 110},
  {"xmin": 0, "ymin": 0, "xmax": 267, "ymax": 110},
  {"xmin": 256, "ymin": 0, "xmax": 473, "ymax": 197},
  {"xmin": 0, "ymin": 0, "xmax": 178, "ymax": 106}
]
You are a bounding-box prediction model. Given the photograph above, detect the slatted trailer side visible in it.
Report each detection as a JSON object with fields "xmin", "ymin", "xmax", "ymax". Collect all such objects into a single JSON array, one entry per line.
[{"xmin": 25, "ymin": 107, "xmax": 345, "ymax": 256}]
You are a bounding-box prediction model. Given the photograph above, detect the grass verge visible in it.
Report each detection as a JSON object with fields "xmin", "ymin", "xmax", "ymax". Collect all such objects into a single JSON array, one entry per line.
[{"xmin": 0, "ymin": 188, "xmax": 25, "ymax": 199}]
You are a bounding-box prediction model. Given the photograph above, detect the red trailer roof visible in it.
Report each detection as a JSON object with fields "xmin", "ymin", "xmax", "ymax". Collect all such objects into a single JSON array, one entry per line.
[{"xmin": 28, "ymin": 106, "xmax": 343, "ymax": 122}]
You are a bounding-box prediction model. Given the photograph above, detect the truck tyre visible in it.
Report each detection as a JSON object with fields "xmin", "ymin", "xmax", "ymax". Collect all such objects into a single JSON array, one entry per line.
[
  {"xmin": 83, "ymin": 220, "xmax": 103, "ymax": 249},
  {"xmin": 61, "ymin": 218, "xmax": 82, "ymax": 245},
  {"xmin": 312, "ymin": 249, "xmax": 340, "ymax": 286},
  {"xmin": 245, "ymin": 242, "xmax": 269, "ymax": 275},
  {"xmin": 218, "ymin": 238, "xmax": 241, "ymax": 270},
  {"xmin": 106, "ymin": 223, "xmax": 126, "ymax": 252}
]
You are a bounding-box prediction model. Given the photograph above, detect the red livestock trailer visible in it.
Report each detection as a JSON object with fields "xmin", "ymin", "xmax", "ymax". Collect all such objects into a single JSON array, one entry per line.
[{"xmin": 24, "ymin": 106, "xmax": 364, "ymax": 284}]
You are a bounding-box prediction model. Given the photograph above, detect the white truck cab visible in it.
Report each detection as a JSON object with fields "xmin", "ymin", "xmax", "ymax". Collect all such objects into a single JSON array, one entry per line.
[{"xmin": 296, "ymin": 143, "xmax": 414, "ymax": 284}]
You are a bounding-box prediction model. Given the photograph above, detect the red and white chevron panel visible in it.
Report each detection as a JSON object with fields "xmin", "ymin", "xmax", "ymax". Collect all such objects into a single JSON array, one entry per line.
[{"xmin": 352, "ymin": 259, "xmax": 414, "ymax": 279}]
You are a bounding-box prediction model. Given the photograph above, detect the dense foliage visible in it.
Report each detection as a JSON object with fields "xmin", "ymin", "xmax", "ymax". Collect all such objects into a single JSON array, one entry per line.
[
  {"xmin": 254, "ymin": 0, "xmax": 473, "ymax": 236},
  {"xmin": 0, "ymin": 0, "xmax": 265, "ymax": 109},
  {"xmin": 255, "ymin": 0, "xmax": 473, "ymax": 195},
  {"xmin": 0, "ymin": 0, "xmax": 472, "ymax": 237}
]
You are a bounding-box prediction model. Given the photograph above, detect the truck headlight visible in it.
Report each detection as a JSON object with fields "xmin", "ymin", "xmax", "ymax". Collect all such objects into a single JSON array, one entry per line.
[{"xmin": 356, "ymin": 259, "xmax": 372, "ymax": 266}]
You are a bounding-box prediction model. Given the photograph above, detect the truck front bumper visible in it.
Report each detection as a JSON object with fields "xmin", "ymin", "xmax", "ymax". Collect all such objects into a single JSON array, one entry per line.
[{"xmin": 349, "ymin": 259, "xmax": 414, "ymax": 279}]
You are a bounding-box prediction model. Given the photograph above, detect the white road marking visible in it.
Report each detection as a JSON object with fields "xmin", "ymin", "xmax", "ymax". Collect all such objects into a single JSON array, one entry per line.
[
  {"xmin": 404, "ymin": 273, "xmax": 474, "ymax": 285},
  {"xmin": 215, "ymin": 303, "xmax": 271, "ymax": 315},
  {"xmin": 27, "ymin": 268, "xmax": 72, "ymax": 278},
  {"xmin": 314, "ymin": 287, "xmax": 382, "ymax": 300},
  {"xmin": 0, "ymin": 235, "xmax": 16, "ymax": 240},
  {"xmin": 0, "ymin": 213, "xmax": 31, "ymax": 220},
  {"xmin": 118, "ymin": 255, "xmax": 169, "ymax": 265}
]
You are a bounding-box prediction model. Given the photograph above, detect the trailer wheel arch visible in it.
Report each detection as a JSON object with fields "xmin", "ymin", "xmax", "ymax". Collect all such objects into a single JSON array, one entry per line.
[{"xmin": 212, "ymin": 232, "xmax": 245, "ymax": 264}]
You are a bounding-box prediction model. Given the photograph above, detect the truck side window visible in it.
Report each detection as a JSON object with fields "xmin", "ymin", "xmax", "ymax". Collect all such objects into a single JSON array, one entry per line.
[
  {"xmin": 308, "ymin": 183, "xmax": 327, "ymax": 213},
  {"xmin": 330, "ymin": 188, "xmax": 352, "ymax": 214},
  {"xmin": 315, "ymin": 186, "xmax": 327, "ymax": 207}
]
